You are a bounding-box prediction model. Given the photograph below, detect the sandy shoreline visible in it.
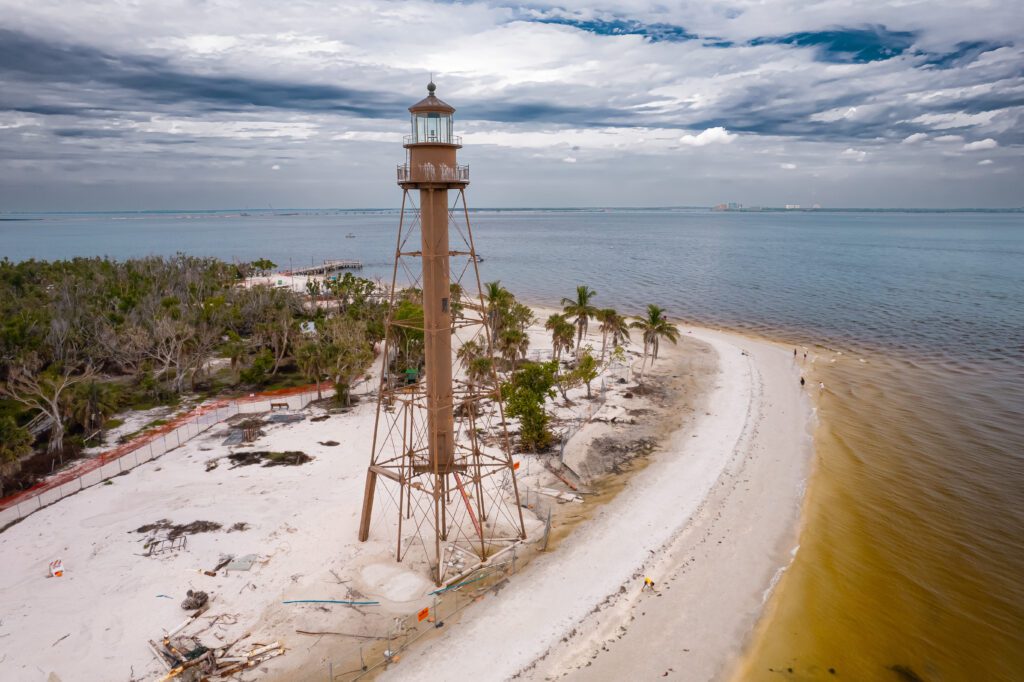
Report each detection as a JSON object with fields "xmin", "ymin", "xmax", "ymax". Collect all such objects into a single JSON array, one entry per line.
[
  {"xmin": 379, "ymin": 325, "xmax": 812, "ymax": 681},
  {"xmin": 0, "ymin": 313, "xmax": 812, "ymax": 682}
]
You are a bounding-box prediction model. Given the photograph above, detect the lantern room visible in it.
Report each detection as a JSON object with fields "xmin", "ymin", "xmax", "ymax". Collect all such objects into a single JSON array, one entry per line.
[
  {"xmin": 406, "ymin": 82, "xmax": 460, "ymax": 146},
  {"xmin": 399, "ymin": 82, "xmax": 468, "ymax": 188}
]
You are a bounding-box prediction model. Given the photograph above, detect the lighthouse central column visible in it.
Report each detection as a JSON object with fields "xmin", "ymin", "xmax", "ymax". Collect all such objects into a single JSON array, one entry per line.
[{"xmin": 420, "ymin": 187, "xmax": 455, "ymax": 472}]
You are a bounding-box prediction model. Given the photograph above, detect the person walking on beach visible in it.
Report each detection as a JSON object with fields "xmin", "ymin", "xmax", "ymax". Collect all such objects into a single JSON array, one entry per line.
[{"xmin": 642, "ymin": 576, "xmax": 657, "ymax": 592}]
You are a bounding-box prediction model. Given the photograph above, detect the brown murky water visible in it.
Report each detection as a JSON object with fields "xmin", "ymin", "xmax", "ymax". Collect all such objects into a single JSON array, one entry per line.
[{"xmin": 734, "ymin": 348, "xmax": 1024, "ymax": 681}]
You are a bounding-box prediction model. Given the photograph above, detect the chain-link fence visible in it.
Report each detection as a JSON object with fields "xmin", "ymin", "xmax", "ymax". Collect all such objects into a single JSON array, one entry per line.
[{"xmin": 0, "ymin": 385, "xmax": 332, "ymax": 530}]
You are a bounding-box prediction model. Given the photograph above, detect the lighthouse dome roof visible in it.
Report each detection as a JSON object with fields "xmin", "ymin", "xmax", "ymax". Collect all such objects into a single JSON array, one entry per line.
[{"xmin": 409, "ymin": 82, "xmax": 455, "ymax": 114}]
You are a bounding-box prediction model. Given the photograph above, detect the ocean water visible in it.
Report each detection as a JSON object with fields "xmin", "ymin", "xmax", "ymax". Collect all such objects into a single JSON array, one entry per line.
[{"xmin": 3, "ymin": 208, "xmax": 1023, "ymax": 679}]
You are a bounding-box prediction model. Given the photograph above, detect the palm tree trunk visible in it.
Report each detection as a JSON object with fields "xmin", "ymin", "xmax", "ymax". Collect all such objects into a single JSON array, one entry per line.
[{"xmin": 638, "ymin": 344, "xmax": 649, "ymax": 387}]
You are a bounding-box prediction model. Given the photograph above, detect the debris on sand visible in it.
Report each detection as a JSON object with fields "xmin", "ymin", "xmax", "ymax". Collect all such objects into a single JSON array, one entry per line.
[
  {"xmin": 226, "ymin": 451, "xmax": 312, "ymax": 468},
  {"xmin": 318, "ymin": 440, "xmax": 340, "ymax": 447},
  {"xmin": 135, "ymin": 519, "xmax": 223, "ymax": 539},
  {"xmin": 181, "ymin": 589, "xmax": 209, "ymax": 610}
]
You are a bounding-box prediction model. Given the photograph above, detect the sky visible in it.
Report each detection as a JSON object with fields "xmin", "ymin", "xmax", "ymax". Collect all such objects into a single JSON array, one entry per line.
[{"xmin": 1, "ymin": 0, "xmax": 1021, "ymax": 210}]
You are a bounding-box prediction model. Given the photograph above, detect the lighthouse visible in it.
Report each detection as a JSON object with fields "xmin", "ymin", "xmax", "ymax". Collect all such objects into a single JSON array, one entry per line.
[{"xmin": 358, "ymin": 83, "xmax": 525, "ymax": 585}]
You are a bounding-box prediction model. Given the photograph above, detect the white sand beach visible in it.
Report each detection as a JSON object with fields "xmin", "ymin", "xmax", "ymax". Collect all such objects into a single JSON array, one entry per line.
[
  {"xmin": 0, "ymin": 313, "xmax": 811, "ymax": 682},
  {"xmin": 378, "ymin": 326, "xmax": 812, "ymax": 681}
]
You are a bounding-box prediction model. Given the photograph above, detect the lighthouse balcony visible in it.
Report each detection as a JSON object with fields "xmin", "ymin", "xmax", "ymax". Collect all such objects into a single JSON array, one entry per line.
[
  {"xmin": 403, "ymin": 134, "xmax": 463, "ymax": 146},
  {"xmin": 397, "ymin": 163, "xmax": 470, "ymax": 184}
]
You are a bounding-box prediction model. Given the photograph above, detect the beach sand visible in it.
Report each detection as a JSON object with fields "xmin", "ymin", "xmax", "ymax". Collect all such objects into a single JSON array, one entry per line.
[
  {"xmin": 376, "ymin": 326, "xmax": 812, "ymax": 681},
  {"xmin": 0, "ymin": 314, "xmax": 812, "ymax": 682}
]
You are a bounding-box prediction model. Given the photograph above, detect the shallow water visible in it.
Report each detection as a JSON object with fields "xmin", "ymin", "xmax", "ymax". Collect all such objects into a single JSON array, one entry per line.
[{"xmin": 4, "ymin": 207, "xmax": 1023, "ymax": 679}]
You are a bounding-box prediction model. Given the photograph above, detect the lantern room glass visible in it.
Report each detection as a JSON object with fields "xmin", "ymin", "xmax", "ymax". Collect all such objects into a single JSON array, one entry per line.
[{"xmin": 412, "ymin": 112, "xmax": 453, "ymax": 144}]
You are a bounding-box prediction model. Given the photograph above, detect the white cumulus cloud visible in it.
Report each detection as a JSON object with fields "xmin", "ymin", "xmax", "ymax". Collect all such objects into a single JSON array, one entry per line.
[
  {"xmin": 780, "ymin": 163, "xmax": 797, "ymax": 170},
  {"xmin": 678, "ymin": 127, "xmax": 735, "ymax": 146},
  {"xmin": 978, "ymin": 159, "xmax": 994, "ymax": 165},
  {"xmin": 841, "ymin": 148, "xmax": 867, "ymax": 162},
  {"xmin": 902, "ymin": 133, "xmax": 928, "ymax": 144},
  {"xmin": 963, "ymin": 138, "xmax": 998, "ymax": 151}
]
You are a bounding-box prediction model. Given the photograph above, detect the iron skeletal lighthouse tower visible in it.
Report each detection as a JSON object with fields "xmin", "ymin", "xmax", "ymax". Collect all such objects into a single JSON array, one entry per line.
[{"xmin": 358, "ymin": 83, "xmax": 526, "ymax": 585}]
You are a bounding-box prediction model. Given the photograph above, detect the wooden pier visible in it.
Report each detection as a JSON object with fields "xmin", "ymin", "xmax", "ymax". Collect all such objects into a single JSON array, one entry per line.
[{"xmin": 283, "ymin": 259, "xmax": 363, "ymax": 276}]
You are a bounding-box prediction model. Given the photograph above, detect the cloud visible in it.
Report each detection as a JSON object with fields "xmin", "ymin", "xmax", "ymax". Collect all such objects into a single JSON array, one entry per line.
[
  {"xmin": 1, "ymin": 3, "xmax": 1022, "ymax": 210},
  {"xmin": 0, "ymin": 28, "xmax": 408, "ymax": 118},
  {"xmin": 527, "ymin": 16, "xmax": 698, "ymax": 43},
  {"xmin": 977, "ymin": 159, "xmax": 993, "ymax": 165},
  {"xmin": 679, "ymin": 127, "xmax": 736, "ymax": 146},
  {"xmin": 271, "ymin": 164, "xmax": 281, "ymax": 170},
  {"xmin": 962, "ymin": 138, "xmax": 998, "ymax": 150},
  {"xmin": 562, "ymin": 156, "xmax": 577, "ymax": 163},
  {"xmin": 749, "ymin": 26, "xmax": 917, "ymax": 64},
  {"xmin": 780, "ymin": 162, "xmax": 797, "ymax": 169},
  {"xmin": 920, "ymin": 41, "xmax": 1008, "ymax": 69}
]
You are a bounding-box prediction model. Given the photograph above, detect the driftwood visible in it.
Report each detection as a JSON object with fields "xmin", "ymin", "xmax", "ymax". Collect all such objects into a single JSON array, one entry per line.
[
  {"xmin": 296, "ymin": 629, "xmax": 383, "ymax": 640},
  {"xmin": 148, "ymin": 640, "xmax": 173, "ymax": 671},
  {"xmin": 166, "ymin": 601, "xmax": 211, "ymax": 637},
  {"xmin": 160, "ymin": 650, "xmax": 212, "ymax": 681},
  {"xmin": 215, "ymin": 644, "xmax": 284, "ymax": 676}
]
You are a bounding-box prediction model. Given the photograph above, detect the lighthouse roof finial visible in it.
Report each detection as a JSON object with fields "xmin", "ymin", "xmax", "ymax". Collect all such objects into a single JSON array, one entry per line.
[{"xmin": 409, "ymin": 78, "xmax": 454, "ymax": 114}]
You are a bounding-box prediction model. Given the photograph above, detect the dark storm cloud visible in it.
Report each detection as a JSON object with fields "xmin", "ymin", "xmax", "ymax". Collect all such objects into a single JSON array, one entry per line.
[
  {"xmin": 461, "ymin": 100, "xmax": 624, "ymax": 124},
  {"xmin": 0, "ymin": 28, "xmax": 624, "ymax": 126},
  {"xmin": 918, "ymin": 41, "xmax": 1009, "ymax": 69},
  {"xmin": 3, "ymin": 26, "xmax": 1020, "ymax": 143},
  {"xmin": 0, "ymin": 29, "xmax": 407, "ymax": 118},
  {"xmin": 51, "ymin": 128, "xmax": 126, "ymax": 138}
]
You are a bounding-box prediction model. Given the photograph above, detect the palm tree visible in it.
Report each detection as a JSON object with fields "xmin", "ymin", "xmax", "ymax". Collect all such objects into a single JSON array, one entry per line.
[
  {"xmin": 630, "ymin": 304, "xmax": 679, "ymax": 383},
  {"xmin": 467, "ymin": 356, "xmax": 493, "ymax": 390},
  {"xmin": 483, "ymin": 281, "xmax": 512, "ymax": 341},
  {"xmin": 545, "ymin": 313, "xmax": 575, "ymax": 362},
  {"xmin": 456, "ymin": 339, "xmax": 482, "ymax": 364},
  {"xmin": 456, "ymin": 339, "xmax": 483, "ymax": 387},
  {"xmin": 608, "ymin": 311, "xmax": 632, "ymax": 350},
  {"xmin": 561, "ymin": 285, "xmax": 598, "ymax": 355},
  {"xmin": 449, "ymin": 282, "xmax": 465, "ymax": 325},
  {"xmin": 497, "ymin": 328, "xmax": 529, "ymax": 373},
  {"xmin": 596, "ymin": 308, "xmax": 631, "ymax": 361}
]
